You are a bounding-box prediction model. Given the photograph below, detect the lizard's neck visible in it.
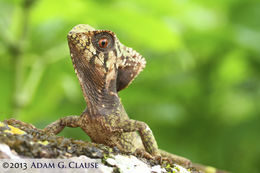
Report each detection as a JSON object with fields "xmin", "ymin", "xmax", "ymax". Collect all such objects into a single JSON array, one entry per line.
[
  {"xmin": 82, "ymin": 79, "xmax": 121, "ymax": 116},
  {"xmin": 72, "ymin": 56, "xmax": 121, "ymax": 116}
]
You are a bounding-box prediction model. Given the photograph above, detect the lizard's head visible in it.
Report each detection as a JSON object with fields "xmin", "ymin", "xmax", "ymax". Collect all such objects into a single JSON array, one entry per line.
[
  {"xmin": 67, "ymin": 24, "xmax": 145, "ymax": 106},
  {"xmin": 67, "ymin": 24, "xmax": 117, "ymax": 81},
  {"xmin": 67, "ymin": 24, "xmax": 120, "ymax": 100}
]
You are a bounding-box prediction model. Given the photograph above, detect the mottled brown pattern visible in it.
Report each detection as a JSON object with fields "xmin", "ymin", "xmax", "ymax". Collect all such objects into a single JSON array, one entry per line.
[{"xmin": 43, "ymin": 24, "xmax": 191, "ymax": 167}]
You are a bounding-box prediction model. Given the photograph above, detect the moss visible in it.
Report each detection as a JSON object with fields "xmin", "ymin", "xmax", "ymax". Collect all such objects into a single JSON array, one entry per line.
[
  {"xmin": 37, "ymin": 140, "xmax": 49, "ymax": 146},
  {"xmin": 5, "ymin": 125, "xmax": 26, "ymax": 135},
  {"xmin": 205, "ymin": 166, "xmax": 217, "ymax": 173},
  {"xmin": 0, "ymin": 120, "xmax": 113, "ymax": 159}
]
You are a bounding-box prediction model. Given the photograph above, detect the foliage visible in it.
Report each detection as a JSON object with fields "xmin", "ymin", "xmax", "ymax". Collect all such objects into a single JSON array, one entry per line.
[{"xmin": 0, "ymin": 0, "xmax": 260, "ymax": 172}]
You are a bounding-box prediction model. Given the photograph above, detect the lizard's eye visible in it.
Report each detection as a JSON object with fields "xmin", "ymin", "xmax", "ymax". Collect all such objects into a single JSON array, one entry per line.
[
  {"xmin": 98, "ymin": 38, "xmax": 109, "ymax": 48},
  {"xmin": 92, "ymin": 32, "xmax": 115, "ymax": 52}
]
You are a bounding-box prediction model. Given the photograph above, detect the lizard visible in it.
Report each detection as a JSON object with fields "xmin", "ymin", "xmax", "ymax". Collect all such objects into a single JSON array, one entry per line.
[
  {"xmin": 41, "ymin": 24, "xmax": 191, "ymax": 167},
  {"xmin": 4, "ymin": 24, "xmax": 228, "ymax": 173}
]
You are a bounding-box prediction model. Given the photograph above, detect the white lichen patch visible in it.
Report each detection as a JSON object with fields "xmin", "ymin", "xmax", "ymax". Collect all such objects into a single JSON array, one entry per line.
[
  {"xmin": 151, "ymin": 165, "xmax": 166, "ymax": 173},
  {"xmin": 71, "ymin": 155, "xmax": 113, "ymax": 173},
  {"xmin": 105, "ymin": 155, "xmax": 191, "ymax": 173},
  {"xmin": 0, "ymin": 143, "xmax": 20, "ymax": 159},
  {"xmin": 106, "ymin": 155, "xmax": 151, "ymax": 173}
]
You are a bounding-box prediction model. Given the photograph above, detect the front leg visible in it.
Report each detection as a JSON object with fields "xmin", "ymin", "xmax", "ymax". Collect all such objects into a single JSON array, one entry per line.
[
  {"xmin": 115, "ymin": 119, "xmax": 191, "ymax": 167},
  {"xmin": 43, "ymin": 115, "xmax": 80, "ymax": 134},
  {"xmin": 114, "ymin": 119, "xmax": 159, "ymax": 156}
]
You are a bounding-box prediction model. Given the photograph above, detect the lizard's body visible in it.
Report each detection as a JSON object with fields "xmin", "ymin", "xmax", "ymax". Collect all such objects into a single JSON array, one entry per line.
[
  {"xmin": 43, "ymin": 24, "xmax": 190, "ymax": 166},
  {"xmin": 45, "ymin": 24, "xmax": 159, "ymax": 156}
]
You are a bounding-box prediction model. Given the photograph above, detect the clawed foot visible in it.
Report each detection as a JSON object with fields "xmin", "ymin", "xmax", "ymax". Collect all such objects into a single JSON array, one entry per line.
[
  {"xmin": 162, "ymin": 154, "xmax": 191, "ymax": 168},
  {"xmin": 151, "ymin": 154, "xmax": 191, "ymax": 169},
  {"xmin": 134, "ymin": 149, "xmax": 191, "ymax": 168},
  {"xmin": 134, "ymin": 149, "xmax": 173, "ymax": 165}
]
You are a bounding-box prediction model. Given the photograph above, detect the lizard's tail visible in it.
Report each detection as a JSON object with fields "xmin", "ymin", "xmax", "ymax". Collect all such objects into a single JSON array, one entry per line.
[
  {"xmin": 159, "ymin": 149, "xmax": 230, "ymax": 173},
  {"xmin": 192, "ymin": 163, "xmax": 230, "ymax": 173}
]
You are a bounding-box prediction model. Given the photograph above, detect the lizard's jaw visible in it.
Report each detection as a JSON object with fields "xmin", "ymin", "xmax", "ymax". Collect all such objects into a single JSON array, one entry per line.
[
  {"xmin": 67, "ymin": 24, "xmax": 122, "ymax": 114},
  {"xmin": 68, "ymin": 41, "xmax": 120, "ymax": 114},
  {"xmin": 68, "ymin": 38, "xmax": 118, "ymax": 87}
]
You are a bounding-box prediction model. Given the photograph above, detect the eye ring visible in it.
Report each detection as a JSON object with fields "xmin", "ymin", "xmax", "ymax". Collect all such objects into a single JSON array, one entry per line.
[
  {"xmin": 98, "ymin": 38, "xmax": 109, "ymax": 48},
  {"xmin": 92, "ymin": 32, "xmax": 115, "ymax": 52}
]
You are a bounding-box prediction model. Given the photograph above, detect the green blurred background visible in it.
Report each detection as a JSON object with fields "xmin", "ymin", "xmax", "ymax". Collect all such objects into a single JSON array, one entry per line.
[{"xmin": 1, "ymin": 0, "xmax": 260, "ymax": 172}]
